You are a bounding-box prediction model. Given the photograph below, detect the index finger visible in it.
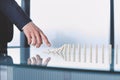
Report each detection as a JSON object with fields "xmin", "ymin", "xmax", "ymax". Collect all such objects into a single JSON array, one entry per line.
[{"xmin": 40, "ymin": 31, "xmax": 51, "ymax": 47}]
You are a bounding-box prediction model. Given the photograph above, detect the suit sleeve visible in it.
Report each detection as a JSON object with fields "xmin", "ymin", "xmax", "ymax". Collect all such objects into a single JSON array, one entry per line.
[{"xmin": 0, "ymin": 0, "xmax": 32, "ymax": 31}]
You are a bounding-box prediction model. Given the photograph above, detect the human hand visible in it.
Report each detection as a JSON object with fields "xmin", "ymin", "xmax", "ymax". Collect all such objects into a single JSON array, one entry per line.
[
  {"xmin": 27, "ymin": 54, "xmax": 51, "ymax": 66},
  {"xmin": 22, "ymin": 22, "xmax": 51, "ymax": 48}
]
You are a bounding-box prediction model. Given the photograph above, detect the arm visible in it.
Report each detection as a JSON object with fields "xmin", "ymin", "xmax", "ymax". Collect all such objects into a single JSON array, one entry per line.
[
  {"xmin": 0, "ymin": 0, "xmax": 51, "ymax": 47},
  {"xmin": 0, "ymin": 0, "xmax": 31, "ymax": 31}
]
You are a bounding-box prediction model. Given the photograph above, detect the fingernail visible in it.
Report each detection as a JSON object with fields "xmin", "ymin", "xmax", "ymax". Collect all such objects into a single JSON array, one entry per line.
[
  {"xmin": 47, "ymin": 43, "xmax": 51, "ymax": 47},
  {"xmin": 36, "ymin": 45, "xmax": 39, "ymax": 48}
]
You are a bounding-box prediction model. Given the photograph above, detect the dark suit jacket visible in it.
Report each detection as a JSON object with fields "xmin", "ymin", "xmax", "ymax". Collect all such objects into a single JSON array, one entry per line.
[{"xmin": 0, "ymin": 0, "xmax": 31, "ymax": 44}]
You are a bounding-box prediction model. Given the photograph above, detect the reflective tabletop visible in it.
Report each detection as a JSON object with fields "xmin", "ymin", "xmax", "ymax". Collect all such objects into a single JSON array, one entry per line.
[
  {"xmin": 1, "ymin": 44, "xmax": 120, "ymax": 72},
  {"xmin": 1, "ymin": 45, "xmax": 120, "ymax": 80}
]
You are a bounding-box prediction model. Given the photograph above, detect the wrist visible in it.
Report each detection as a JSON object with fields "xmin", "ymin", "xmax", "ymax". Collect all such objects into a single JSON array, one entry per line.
[{"xmin": 22, "ymin": 21, "xmax": 33, "ymax": 30}]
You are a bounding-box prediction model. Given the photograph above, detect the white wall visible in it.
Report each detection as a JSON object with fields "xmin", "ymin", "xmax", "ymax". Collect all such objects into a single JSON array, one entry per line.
[
  {"xmin": 115, "ymin": 0, "xmax": 120, "ymax": 45},
  {"xmin": 31, "ymin": 0, "xmax": 110, "ymax": 47}
]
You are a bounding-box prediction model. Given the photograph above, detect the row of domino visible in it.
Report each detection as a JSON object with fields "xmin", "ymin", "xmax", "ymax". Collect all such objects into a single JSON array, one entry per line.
[
  {"xmin": 62, "ymin": 44, "xmax": 112, "ymax": 64},
  {"xmin": 44, "ymin": 44, "xmax": 113, "ymax": 64}
]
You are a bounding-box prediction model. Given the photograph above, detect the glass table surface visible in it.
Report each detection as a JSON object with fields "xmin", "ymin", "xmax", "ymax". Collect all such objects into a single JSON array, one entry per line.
[
  {"xmin": 0, "ymin": 44, "xmax": 120, "ymax": 72},
  {"xmin": 1, "ymin": 46, "xmax": 120, "ymax": 80}
]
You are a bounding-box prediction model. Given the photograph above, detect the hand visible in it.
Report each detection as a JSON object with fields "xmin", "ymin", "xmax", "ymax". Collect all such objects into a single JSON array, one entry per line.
[
  {"xmin": 22, "ymin": 22, "xmax": 51, "ymax": 48},
  {"xmin": 27, "ymin": 54, "xmax": 51, "ymax": 66}
]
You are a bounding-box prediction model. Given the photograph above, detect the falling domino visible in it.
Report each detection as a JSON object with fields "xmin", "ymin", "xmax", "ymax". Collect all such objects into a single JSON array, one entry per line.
[
  {"xmin": 90, "ymin": 44, "xmax": 92, "ymax": 63},
  {"xmin": 96, "ymin": 45, "xmax": 98, "ymax": 63},
  {"xmin": 64, "ymin": 44, "xmax": 67, "ymax": 61},
  {"xmin": 59, "ymin": 47, "xmax": 64, "ymax": 59}
]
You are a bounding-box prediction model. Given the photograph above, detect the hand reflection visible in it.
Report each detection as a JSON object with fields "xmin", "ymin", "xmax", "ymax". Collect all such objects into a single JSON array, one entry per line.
[{"xmin": 27, "ymin": 54, "xmax": 51, "ymax": 66}]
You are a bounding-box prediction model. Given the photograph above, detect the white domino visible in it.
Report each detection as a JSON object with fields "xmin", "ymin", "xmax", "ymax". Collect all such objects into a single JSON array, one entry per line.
[
  {"xmin": 43, "ymin": 44, "xmax": 112, "ymax": 65},
  {"xmin": 90, "ymin": 44, "xmax": 92, "ymax": 63},
  {"xmin": 64, "ymin": 44, "xmax": 67, "ymax": 61},
  {"xmin": 83, "ymin": 44, "xmax": 86, "ymax": 63},
  {"xmin": 73, "ymin": 44, "xmax": 76, "ymax": 62},
  {"xmin": 102, "ymin": 45, "xmax": 104, "ymax": 64},
  {"xmin": 68, "ymin": 44, "xmax": 71, "ymax": 61},
  {"xmin": 78, "ymin": 44, "xmax": 81, "ymax": 62},
  {"xmin": 96, "ymin": 45, "xmax": 98, "ymax": 63},
  {"xmin": 116, "ymin": 45, "xmax": 118, "ymax": 64},
  {"xmin": 109, "ymin": 44, "xmax": 112, "ymax": 64}
]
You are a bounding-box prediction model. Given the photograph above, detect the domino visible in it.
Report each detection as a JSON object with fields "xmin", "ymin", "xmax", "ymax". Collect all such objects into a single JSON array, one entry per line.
[
  {"xmin": 68, "ymin": 44, "xmax": 71, "ymax": 61},
  {"xmin": 96, "ymin": 44, "xmax": 98, "ymax": 63},
  {"xmin": 116, "ymin": 45, "xmax": 118, "ymax": 64},
  {"xmin": 73, "ymin": 44, "xmax": 76, "ymax": 62},
  {"xmin": 78, "ymin": 44, "xmax": 81, "ymax": 62},
  {"xmin": 90, "ymin": 44, "xmax": 92, "ymax": 63},
  {"xmin": 43, "ymin": 44, "xmax": 112, "ymax": 65},
  {"xmin": 109, "ymin": 44, "xmax": 112, "ymax": 64},
  {"xmin": 84, "ymin": 44, "xmax": 87, "ymax": 63},
  {"xmin": 64, "ymin": 44, "xmax": 67, "ymax": 61},
  {"xmin": 102, "ymin": 45, "xmax": 104, "ymax": 64}
]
